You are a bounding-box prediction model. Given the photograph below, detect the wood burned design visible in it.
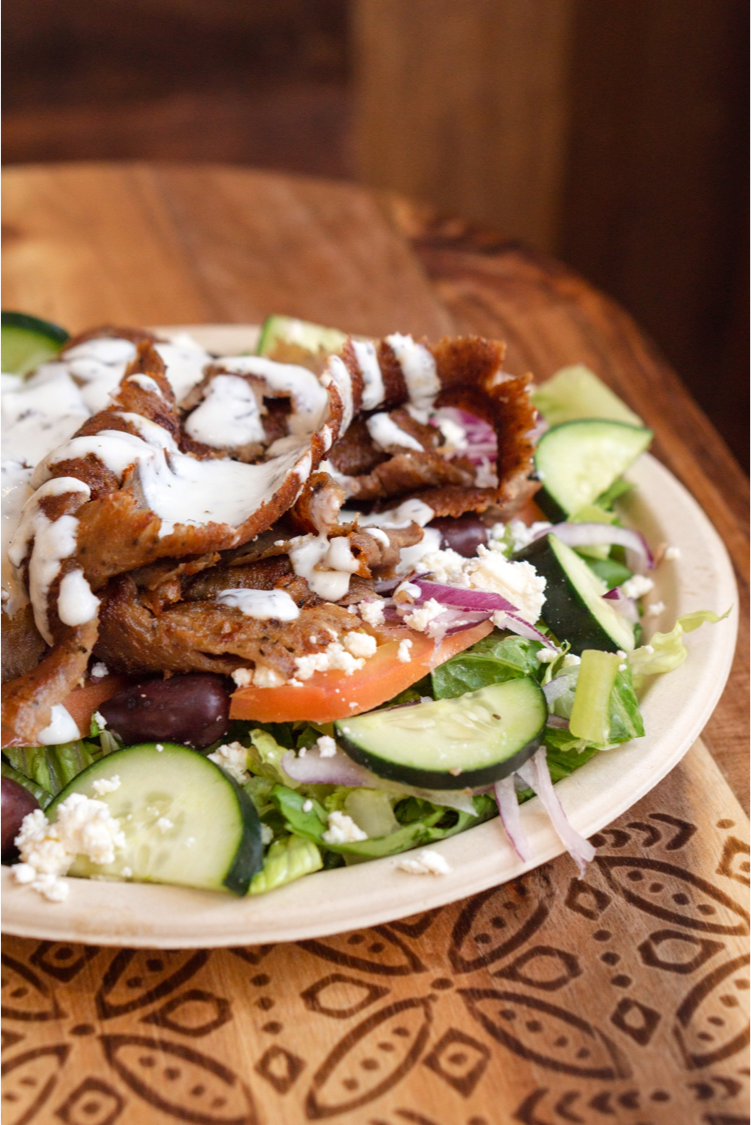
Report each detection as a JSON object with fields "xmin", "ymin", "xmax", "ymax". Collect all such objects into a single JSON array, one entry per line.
[{"xmin": 1, "ymin": 754, "xmax": 748, "ymax": 1125}]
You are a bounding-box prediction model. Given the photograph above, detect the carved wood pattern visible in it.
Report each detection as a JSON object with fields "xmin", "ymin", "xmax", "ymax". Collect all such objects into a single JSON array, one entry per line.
[{"xmin": 2, "ymin": 742, "xmax": 748, "ymax": 1125}]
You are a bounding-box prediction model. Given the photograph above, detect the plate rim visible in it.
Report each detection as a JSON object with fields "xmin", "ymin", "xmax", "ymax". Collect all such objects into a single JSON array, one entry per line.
[{"xmin": 1, "ymin": 324, "xmax": 739, "ymax": 947}]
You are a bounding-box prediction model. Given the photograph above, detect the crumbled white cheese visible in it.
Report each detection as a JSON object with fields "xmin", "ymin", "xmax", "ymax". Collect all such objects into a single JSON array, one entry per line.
[
  {"xmin": 646, "ymin": 601, "xmax": 666, "ymax": 617},
  {"xmin": 465, "ymin": 547, "xmax": 547, "ymax": 624},
  {"xmin": 208, "ymin": 741, "xmax": 251, "ymax": 785},
  {"xmin": 618, "ymin": 663, "xmax": 627, "ymax": 671},
  {"xmin": 294, "ymin": 641, "xmax": 365, "ymax": 681},
  {"xmin": 416, "ymin": 547, "xmax": 466, "ymax": 585},
  {"xmin": 664, "ymin": 546, "xmax": 681, "ymax": 561},
  {"xmin": 397, "ymin": 638, "xmax": 413, "ymax": 663},
  {"xmin": 359, "ymin": 599, "xmax": 386, "ymax": 627},
  {"xmin": 156, "ymin": 817, "xmax": 173, "ymax": 833},
  {"xmin": 93, "ymin": 711, "xmax": 108, "ymax": 730},
  {"xmin": 231, "ymin": 667, "xmax": 253, "ymax": 688},
  {"xmin": 316, "ymin": 735, "xmax": 338, "ymax": 758},
  {"xmin": 621, "ymin": 574, "xmax": 655, "ymax": 599},
  {"xmin": 343, "ymin": 631, "xmax": 377, "ymax": 658},
  {"xmin": 91, "ymin": 775, "xmax": 120, "ymax": 795},
  {"xmin": 12, "ymin": 793, "xmax": 125, "ymax": 902},
  {"xmin": 90, "ymin": 661, "xmax": 109, "ymax": 680},
  {"xmin": 302, "ymin": 799, "xmax": 313, "ymax": 813},
  {"xmin": 252, "ymin": 663, "xmax": 287, "ymax": 688},
  {"xmin": 562, "ymin": 653, "xmax": 581, "ymax": 667},
  {"xmin": 535, "ymin": 648, "xmax": 558, "ymax": 663},
  {"xmin": 403, "ymin": 598, "xmax": 445, "ymax": 633},
  {"xmin": 261, "ymin": 824, "xmax": 274, "ymax": 845},
  {"xmin": 396, "ymin": 849, "xmax": 452, "ymax": 875},
  {"xmin": 156, "ymin": 743, "xmax": 164, "ymax": 752},
  {"xmin": 322, "ymin": 811, "xmax": 368, "ymax": 844}
]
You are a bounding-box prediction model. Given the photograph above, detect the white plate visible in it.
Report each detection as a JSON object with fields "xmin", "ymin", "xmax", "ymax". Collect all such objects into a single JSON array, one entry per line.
[{"xmin": 1, "ymin": 326, "xmax": 738, "ymax": 947}]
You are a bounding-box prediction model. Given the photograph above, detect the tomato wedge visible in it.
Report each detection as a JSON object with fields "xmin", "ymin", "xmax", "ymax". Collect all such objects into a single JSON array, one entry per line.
[
  {"xmin": 229, "ymin": 621, "xmax": 494, "ymax": 724},
  {"xmin": 63, "ymin": 675, "xmax": 130, "ymax": 737}
]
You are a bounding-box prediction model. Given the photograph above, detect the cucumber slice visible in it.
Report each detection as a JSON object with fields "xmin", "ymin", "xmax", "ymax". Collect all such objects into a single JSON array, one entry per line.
[
  {"xmin": 47, "ymin": 743, "xmax": 262, "ymax": 895},
  {"xmin": 534, "ymin": 419, "xmax": 652, "ymax": 521},
  {"xmin": 515, "ymin": 533, "xmax": 635, "ymax": 654},
  {"xmin": 2, "ymin": 311, "xmax": 69, "ymax": 376},
  {"xmin": 532, "ymin": 364, "xmax": 643, "ymax": 427},
  {"xmin": 335, "ymin": 677, "xmax": 547, "ymax": 789},
  {"xmin": 257, "ymin": 315, "xmax": 347, "ymax": 358}
]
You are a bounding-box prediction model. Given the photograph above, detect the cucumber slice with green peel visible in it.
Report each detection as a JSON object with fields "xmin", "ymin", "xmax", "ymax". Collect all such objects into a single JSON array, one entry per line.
[
  {"xmin": 514, "ymin": 533, "xmax": 635, "ymax": 654},
  {"xmin": 335, "ymin": 677, "xmax": 547, "ymax": 790},
  {"xmin": 534, "ymin": 420, "xmax": 652, "ymax": 521},
  {"xmin": 532, "ymin": 364, "xmax": 643, "ymax": 428},
  {"xmin": 2, "ymin": 311, "xmax": 69, "ymax": 376},
  {"xmin": 47, "ymin": 743, "xmax": 263, "ymax": 895},
  {"xmin": 257, "ymin": 315, "xmax": 347, "ymax": 358}
]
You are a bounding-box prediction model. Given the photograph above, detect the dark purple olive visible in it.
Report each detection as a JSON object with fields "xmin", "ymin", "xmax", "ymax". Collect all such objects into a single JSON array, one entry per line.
[
  {"xmin": 2, "ymin": 777, "xmax": 39, "ymax": 860},
  {"xmin": 99, "ymin": 673, "xmax": 231, "ymax": 750},
  {"xmin": 429, "ymin": 515, "xmax": 490, "ymax": 558}
]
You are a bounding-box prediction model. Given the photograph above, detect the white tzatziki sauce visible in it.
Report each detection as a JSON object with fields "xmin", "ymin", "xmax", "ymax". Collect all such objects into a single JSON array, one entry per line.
[{"xmin": 215, "ymin": 588, "xmax": 300, "ymax": 621}]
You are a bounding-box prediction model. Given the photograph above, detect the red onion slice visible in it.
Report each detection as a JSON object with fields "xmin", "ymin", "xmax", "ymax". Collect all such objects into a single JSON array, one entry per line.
[
  {"xmin": 504, "ymin": 613, "xmax": 560, "ymax": 650},
  {"xmin": 602, "ymin": 587, "xmax": 639, "ymax": 623},
  {"xmin": 282, "ymin": 749, "xmax": 374, "ymax": 788},
  {"xmin": 535, "ymin": 522, "xmax": 654, "ymax": 571},
  {"xmin": 515, "ymin": 748, "xmax": 595, "ymax": 878},
  {"xmin": 410, "ymin": 579, "xmax": 515, "ymax": 613},
  {"xmin": 494, "ymin": 776, "xmax": 532, "ymax": 861},
  {"xmin": 545, "ymin": 714, "xmax": 570, "ymax": 730}
]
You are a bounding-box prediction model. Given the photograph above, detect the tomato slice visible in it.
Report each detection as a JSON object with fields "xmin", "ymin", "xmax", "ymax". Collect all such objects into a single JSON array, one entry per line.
[
  {"xmin": 229, "ymin": 620, "xmax": 494, "ymax": 724},
  {"xmin": 63, "ymin": 675, "xmax": 130, "ymax": 737}
]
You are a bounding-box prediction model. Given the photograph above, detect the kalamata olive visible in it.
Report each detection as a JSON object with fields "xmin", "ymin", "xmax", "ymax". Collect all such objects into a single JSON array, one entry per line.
[
  {"xmin": 429, "ymin": 515, "xmax": 489, "ymax": 558},
  {"xmin": 98, "ymin": 673, "xmax": 231, "ymax": 749},
  {"xmin": 2, "ymin": 777, "xmax": 39, "ymax": 860}
]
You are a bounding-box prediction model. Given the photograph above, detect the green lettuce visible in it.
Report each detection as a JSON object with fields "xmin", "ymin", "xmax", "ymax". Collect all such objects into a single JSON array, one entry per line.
[
  {"xmin": 249, "ymin": 834, "xmax": 323, "ymax": 895},
  {"xmin": 630, "ymin": 609, "xmax": 731, "ymax": 688},
  {"xmin": 432, "ymin": 634, "xmax": 543, "ymax": 698},
  {"xmin": 2, "ymin": 739, "xmax": 110, "ymax": 798}
]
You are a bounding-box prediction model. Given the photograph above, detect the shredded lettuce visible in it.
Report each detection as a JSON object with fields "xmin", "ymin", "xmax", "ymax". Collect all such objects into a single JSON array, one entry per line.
[
  {"xmin": 271, "ymin": 785, "xmax": 496, "ymax": 861},
  {"xmin": 249, "ymin": 834, "xmax": 323, "ymax": 895},
  {"xmin": 2, "ymin": 739, "xmax": 109, "ymax": 797},
  {"xmin": 630, "ymin": 609, "xmax": 731, "ymax": 688}
]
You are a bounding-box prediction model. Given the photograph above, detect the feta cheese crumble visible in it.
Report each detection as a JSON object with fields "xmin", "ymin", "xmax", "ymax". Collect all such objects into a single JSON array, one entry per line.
[
  {"xmin": 12, "ymin": 793, "xmax": 125, "ymax": 902},
  {"xmin": 208, "ymin": 741, "xmax": 251, "ymax": 785},
  {"xmin": 261, "ymin": 824, "xmax": 274, "ymax": 846},
  {"xmin": 322, "ymin": 811, "xmax": 368, "ymax": 845},
  {"xmin": 91, "ymin": 775, "xmax": 120, "ymax": 796},
  {"xmin": 359, "ymin": 599, "xmax": 385, "ymax": 626},
  {"xmin": 621, "ymin": 574, "xmax": 655, "ymax": 600},
  {"xmin": 295, "ymin": 641, "xmax": 366, "ymax": 681},
  {"xmin": 664, "ymin": 546, "xmax": 681, "ymax": 561},
  {"xmin": 316, "ymin": 735, "xmax": 338, "ymax": 758},
  {"xmin": 397, "ymin": 638, "xmax": 413, "ymax": 663},
  {"xmin": 396, "ymin": 849, "xmax": 452, "ymax": 875},
  {"xmin": 343, "ymin": 631, "xmax": 378, "ymax": 658},
  {"xmin": 646, "ymin": 600, "xmax": 666, "ymax": 617},
  {"xmin": 231, "ymin": 667, "xmax": 253, "ymax": 688},
  {"xmin": 403, "ymin": 598, "xmax": 445, "ymax": 633}
]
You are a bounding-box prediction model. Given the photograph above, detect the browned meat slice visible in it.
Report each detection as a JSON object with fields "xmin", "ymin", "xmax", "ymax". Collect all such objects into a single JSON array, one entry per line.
[
  {"xmin": 342, "ymin": 450, "xmax": 477, "ymax": 502},
  {"xmin": 95, "ymin": 575, "xmax": 364, "ymax": 680},
  {"xmin": 1, "ymin": 617, "xmax": 98, "ymax": 746},
  {"xmin": 1, "ymin": 606, "xmax": 46, "ymax": 684}
]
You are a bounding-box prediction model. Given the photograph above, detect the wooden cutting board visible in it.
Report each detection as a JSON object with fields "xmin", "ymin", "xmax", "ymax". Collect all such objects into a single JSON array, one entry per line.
[{"xmin": 2, "ymin": 162, "xmax": 748, "ymax": 1125}]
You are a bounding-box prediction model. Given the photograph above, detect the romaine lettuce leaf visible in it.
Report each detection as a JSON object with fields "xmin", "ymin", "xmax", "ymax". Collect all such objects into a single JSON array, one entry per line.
[
  {"xmin": 432, "ymin": 633, "xmax": 543, "ymax": 698},
  {"xmin": 249, "ymin": 834, "xmax": 323, "ymax": 895},
  {"xmin": 2, "ymin": 740, "xmax": 106, "ymax": 797},
  {"xmin": 630, "ymin": 608, "xmax": 731, "ymax": 688}
]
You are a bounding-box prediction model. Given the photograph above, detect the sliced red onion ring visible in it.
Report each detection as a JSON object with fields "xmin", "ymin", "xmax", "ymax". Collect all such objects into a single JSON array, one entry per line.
[
  {"xmin": 282, "ymin": 749, "xmax": 374, "ymax": 788},
  {"xmin": 504, "ymin": 613, "xmax": 560, "ymax": 650},
  {"xmin": 494, "ymin": 776, "xmax": 532, "ymax": 861},
  {"xmin": 515, "ymin": 747, "xmax": 595, "ymax": 878},
  {"xmin": 545, "ymin": 715, "xmax": 570, "ymax": 730},
  {"xmin": 411, "ymin": 579, "xmax": 515, "ymax": 613},
  {"xmin": 603, "ymin": 587, "xmax": 639, "ymax": 623},
  {"xmin": 534, "ymin": 522, "xmax": 653, "ymax": 571}
]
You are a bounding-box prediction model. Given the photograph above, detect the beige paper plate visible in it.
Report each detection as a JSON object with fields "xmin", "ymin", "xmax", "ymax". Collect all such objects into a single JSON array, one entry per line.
[{"xmin": 1, "ymin": 326, "xmax": 738, "ymax": 947}]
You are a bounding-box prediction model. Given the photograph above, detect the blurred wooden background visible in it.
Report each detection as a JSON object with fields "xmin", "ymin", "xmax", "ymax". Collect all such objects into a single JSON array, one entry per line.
[{"xmin": 2, "ymin": 0, "xmax": 747, "ymax": 468}]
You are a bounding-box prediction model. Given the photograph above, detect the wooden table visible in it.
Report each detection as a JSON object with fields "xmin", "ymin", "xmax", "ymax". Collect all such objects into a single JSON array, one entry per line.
[{"xmin": 2, "ymin": 163, "xmax": 748, "ymax": 1125}]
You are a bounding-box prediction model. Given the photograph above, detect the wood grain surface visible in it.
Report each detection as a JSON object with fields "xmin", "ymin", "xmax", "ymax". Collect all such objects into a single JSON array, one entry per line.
[{"xmin": 1, "ymin": 162, "xmax": 748, "ymax": 1125}]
